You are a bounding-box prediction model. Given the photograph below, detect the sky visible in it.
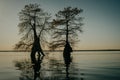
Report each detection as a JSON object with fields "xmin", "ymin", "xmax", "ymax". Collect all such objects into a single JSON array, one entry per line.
[{"xmin": 0, "ymin": 0, "xmax": 120, "ymax": 50}]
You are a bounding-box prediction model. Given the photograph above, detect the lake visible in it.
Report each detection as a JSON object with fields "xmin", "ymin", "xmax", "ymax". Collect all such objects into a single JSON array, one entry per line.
[{"xmin": 0, "ymin": 51, "xmax": 120, "ymax": 80}]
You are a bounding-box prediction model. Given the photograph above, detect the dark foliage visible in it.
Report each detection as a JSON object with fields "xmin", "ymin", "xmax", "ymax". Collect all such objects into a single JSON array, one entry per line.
[
  {"xmin": 49, "ymin": 7, "xmax": 83, "ymax": 50},
  {"xmin": 15, "ymin": 4, "xmax": 51, "ymax": 51}
]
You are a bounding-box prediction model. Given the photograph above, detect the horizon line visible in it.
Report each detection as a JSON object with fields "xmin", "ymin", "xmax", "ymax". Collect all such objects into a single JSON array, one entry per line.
[{"xmin": 0, "ymin": 49, "xmax": 120, "ymax": 52}]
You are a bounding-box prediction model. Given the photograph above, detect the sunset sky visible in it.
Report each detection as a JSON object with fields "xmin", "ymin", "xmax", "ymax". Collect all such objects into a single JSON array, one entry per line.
[{"xmin": 0, "ymin": 0, "xmax": 120, "ymax": 50}]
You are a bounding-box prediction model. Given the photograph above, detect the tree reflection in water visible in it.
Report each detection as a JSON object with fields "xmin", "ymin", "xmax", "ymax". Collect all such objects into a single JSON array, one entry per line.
[
  {"xmin": 14, "ymin": 55, "xmax": 44, "ymax": 80},
  {"xmin": 14, "ymin": 52, "xmax": 84, "ymax": 80},
  {"xmin": 32, "ymin": 55, "xmax": 44, "ymax": 80},
  {"xmin": 14, "ymin": 59, "xmax": 33, "ymax": 80}
]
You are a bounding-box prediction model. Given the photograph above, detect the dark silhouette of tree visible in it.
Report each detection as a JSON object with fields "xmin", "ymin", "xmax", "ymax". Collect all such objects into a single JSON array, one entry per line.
[
  {"xmin": 49, "ymin": 7, "xmax": 83, "ymax": 50},
  {"xmin": 15, "ymin": 4, "xmax": 51, "ymax": 62},
  {"xmin": 49, "ymin": 7, "xmax": 83, "ymax": 79},
  {"xmin": 32, "ymin": 55, "xmax": 44, "ymax": 80}
]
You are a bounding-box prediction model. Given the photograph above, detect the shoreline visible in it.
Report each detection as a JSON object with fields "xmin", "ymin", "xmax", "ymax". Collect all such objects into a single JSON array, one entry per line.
[{"xmin": 0, "ymin": 49, "xmax": 120, "ymax": 52}]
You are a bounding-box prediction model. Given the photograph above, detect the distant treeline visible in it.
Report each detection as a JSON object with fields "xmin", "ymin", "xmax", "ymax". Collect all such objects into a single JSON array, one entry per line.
[{"xmin": 0, "ymin": 49, "xmax": 120, "ymax": 52}]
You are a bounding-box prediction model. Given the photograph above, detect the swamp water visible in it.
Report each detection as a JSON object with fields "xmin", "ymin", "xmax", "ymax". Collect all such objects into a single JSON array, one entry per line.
[{"xmin": 0, "ymin": 51, "xmax": 120, "ymax": 80}]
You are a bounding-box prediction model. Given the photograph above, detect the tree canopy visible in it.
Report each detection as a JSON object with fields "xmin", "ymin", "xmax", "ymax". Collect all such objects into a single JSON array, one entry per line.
[
  {"xmin": 49, "ymin": 7, "xmax": 83, "ymax": 50},
  {"xmin": 15, "ymin": 4, "xmax": 51, "ymax": 50}
]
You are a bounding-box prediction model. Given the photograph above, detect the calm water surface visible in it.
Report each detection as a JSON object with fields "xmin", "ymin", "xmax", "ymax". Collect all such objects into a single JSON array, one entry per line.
[{"xmin": 0, "ymin": 51, "xmax": 120, "ymax": 80}]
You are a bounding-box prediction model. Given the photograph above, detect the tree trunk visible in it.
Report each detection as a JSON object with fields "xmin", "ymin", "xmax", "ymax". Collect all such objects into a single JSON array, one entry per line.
[
  {"xmin": 31, "ymin": 13, "xmax": 45, "ymax": 63},
  {"xmin": 31, "ymin": 37, "xmax": 44, "ymax": 63},
  {"xmin": 66, "ymin": 20, "xmax": 69, "ymax": 43}
]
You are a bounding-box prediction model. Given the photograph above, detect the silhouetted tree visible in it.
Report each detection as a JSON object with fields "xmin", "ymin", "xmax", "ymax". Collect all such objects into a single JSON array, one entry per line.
[
  {"xmin": 49, "ymin": 7, "xmax": 83, "ymax": 50},
  {"xmin": 15, "ymin": 4, "xmax": 51, "ymax": 61}
]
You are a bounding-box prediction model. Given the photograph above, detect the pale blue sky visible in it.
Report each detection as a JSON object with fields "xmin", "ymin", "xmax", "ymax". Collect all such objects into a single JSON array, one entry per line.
[{"xmin": 0, "ymin": 0, "xmax": 120, "ymax": 50}]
